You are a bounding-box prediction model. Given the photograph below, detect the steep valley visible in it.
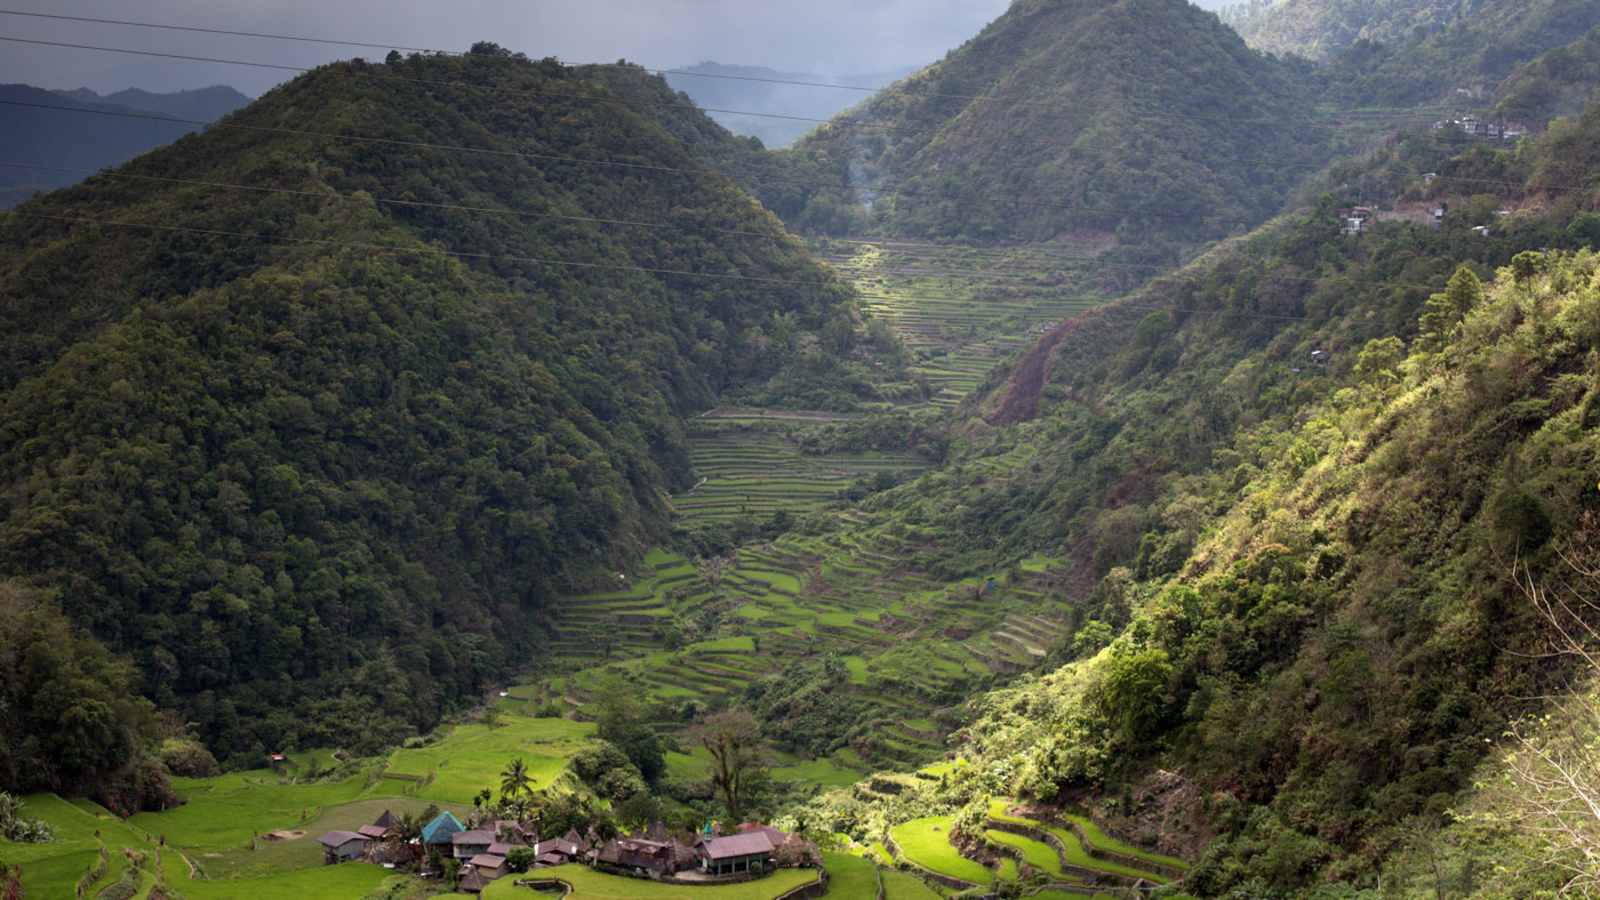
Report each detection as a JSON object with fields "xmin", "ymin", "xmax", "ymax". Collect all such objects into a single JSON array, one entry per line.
[{"xmin": 9, "ymin": 2, "xmax": 1600, "ymax": 898}]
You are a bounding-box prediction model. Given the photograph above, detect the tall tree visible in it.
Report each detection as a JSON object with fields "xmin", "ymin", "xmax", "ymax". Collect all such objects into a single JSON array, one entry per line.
[
  {"xmin": 690, "ymin": 710, "xmax": 771, "ymax": 823},
  {"xmin": 499, "ymin": 758, "xmax": 532, "ymax": 804},
  {"xmin": 593, "ymin": 675, "xmax": 666, "ymax": 783}
]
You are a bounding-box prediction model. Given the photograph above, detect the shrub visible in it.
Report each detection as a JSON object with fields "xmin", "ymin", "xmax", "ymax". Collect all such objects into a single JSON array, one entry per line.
[{"xmin": 159, "ymin": 739, "xmax": 220, "ymax": 777}]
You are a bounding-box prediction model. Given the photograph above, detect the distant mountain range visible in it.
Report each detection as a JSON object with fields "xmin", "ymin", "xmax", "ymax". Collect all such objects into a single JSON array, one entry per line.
[
  {"xmin": 663, "ymin": 61, "xmax": 916, "ymax": 148},
  {"xmin": 0, "ymin": 83, "xmax": 250, "ymax": 208}
]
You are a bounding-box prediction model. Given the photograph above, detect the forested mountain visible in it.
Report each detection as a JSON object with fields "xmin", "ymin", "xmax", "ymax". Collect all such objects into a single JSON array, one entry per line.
[
  {"xmin": 0, "ymin": 84, "xmax": 247, "ymax": 209},
  {"xmin": 1493, "ymin": 22, "xmax": 1600, "ymax": 121},
  {"xmin": 775, "ymin": 0, "xmax": 1330, "ymax": 260},
  {"xmin": 786, "ymin": 98, "xmax": 1600, "ymax": 892},
  {"xmin": 1224, "ymin": 0, "xmax": 1600, "ymax": 105},
  {"xmin": 52, "ymin": 85, "xmax": 250, "ymax": 122},
  {"xmin": 662, "ymin": 62, "xmax": 914, "ymax": 148},
  {"xmin": 0, "ymin": 45, "xmax": 865, "ymax": 774}
]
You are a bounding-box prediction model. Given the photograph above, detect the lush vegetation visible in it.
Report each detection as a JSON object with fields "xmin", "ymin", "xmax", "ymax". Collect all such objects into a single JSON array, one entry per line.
[
  {"xmin": 1225, "ymin": 0, "xmax": 1600, "ymax": 107},
  {"xmin": 0, "ymin": 47, "xmax": 869, "ymax": 778},
  {"xmin": 0, "ymin": 582, "xmax": 174, "ymax": 815},
  {"xmin": 774, "ymin": 0, "xmax": 1333, "ymax": 258},
  {"xmin": 767, "ymin": 101, "xmax": 1600, "ymax": 894}
]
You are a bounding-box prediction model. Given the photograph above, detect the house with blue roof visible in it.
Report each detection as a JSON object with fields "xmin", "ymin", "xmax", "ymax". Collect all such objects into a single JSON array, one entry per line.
[{"xmin": 421, "ymin": 810, "xmax": 466, "ymax": 846}]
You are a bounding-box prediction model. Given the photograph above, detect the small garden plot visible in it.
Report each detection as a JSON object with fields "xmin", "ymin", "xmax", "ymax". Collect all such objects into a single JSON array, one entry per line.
[
  {"xmin": 484, "ymin": 863, "xmax": 820, "ymax": 899},
  {"xmin": 889, "ymin": 816, "xmax": 993, "ymax": 885}
]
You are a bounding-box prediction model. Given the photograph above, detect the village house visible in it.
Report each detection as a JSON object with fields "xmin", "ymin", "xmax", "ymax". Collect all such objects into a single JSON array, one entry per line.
[
  {"xmin": 459, "ymin": 853, "xmax": 510, "ymax": 893},
  {"xmin": 695, "ymin": 830, "xmax": 776, "ymax": 876},
  {"xmin": 421, "ymin": 811, "xmax": 465, "ymax": 848},
  {"xmin": 451, "ymin": 828, "xmax": 497, "ymax": 861},
  {"xmin": 316, "ymin": 830, "xmax": 370, "ymax": 864},
  {"xmin": 596, "ymin": 836, "xmax": 680, "ymax": 876}
]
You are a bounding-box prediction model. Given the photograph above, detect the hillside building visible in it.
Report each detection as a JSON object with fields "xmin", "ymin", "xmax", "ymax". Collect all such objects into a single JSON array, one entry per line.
[
  {"xmin": 696, "ymin": 831, "xmax": 777, "ymax": 875},
  {"xmin": 316, "ymin": 830, "xmax": 370, "ymax": 864},
  {"xmin": 451, "ymin": 828, "xmax": 496, "ymax": 861},
  {"xmin": 421, "ymin": 811, "xmax": 465, "ymax": 847}
]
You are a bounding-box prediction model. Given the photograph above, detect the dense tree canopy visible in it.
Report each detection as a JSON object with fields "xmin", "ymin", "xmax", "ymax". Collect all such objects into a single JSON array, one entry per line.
[{"xmin": 0, "ymin": 49, "xmax": 863, "ymax": 765}]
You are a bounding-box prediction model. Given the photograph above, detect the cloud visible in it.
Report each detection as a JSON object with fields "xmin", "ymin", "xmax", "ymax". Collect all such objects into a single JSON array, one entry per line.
[{"xmin": 0, "ymin": 0, "xmax": 1017, "ymax": 94}]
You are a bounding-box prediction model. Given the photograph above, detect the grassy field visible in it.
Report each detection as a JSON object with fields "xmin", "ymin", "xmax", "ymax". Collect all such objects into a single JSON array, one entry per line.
[
  {"xmin": 4, "ymin": 712, "xmax": 605, "ymax": 899},
  {"xmin": 483, "ymin": 863, "xmax": 820, "ymax": 899},
  {"xmin": 2, "ymin": 793, "xmax": 399, "ymax": 900},
  {"xmin": 129, "ymin": 769, "xmax": 371, "ymax": 849},
  {"xmin": 197, "ymin": 797, "xmax": 464, "ymax": 879},
  {"xmin": 889, "ymin": 816, "xmax": 993, "ymax": 885},
  {"xmin": 385, "ymin": 716, "xmax": 597, "ymax": 804}
]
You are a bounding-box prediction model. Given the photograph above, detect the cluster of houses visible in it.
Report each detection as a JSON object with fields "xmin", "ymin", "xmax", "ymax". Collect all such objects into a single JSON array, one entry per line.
[
  {"xmin": 316, "ymin": 811, "xmax": 810, "ymax": 893},
  {"xmin": 1433, "ymin": 114, "xmax": 1532, "ymax": 142}
]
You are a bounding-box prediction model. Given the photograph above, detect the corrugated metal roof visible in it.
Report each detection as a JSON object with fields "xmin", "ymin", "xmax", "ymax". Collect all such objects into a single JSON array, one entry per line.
[{"xmin": 700, "ymin": 831, "xmax": 774, "ymax": 859}]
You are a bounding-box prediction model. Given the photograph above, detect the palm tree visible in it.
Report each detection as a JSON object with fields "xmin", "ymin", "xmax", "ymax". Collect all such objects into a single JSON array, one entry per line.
[{"xmin": 500, "ymin": 757, "xmax": 533, "ymax": 803}]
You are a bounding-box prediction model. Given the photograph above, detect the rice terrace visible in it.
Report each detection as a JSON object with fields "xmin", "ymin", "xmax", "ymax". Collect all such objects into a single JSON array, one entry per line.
[{"xmin": 7, "ymin": 0, "xmax": 1599, "ymax": 896}]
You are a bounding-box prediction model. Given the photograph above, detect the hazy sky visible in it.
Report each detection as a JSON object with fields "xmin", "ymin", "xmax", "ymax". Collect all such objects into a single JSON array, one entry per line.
[{"xmin": 0, "ymin": 1, "xmax": 1237, "ymax": 96}]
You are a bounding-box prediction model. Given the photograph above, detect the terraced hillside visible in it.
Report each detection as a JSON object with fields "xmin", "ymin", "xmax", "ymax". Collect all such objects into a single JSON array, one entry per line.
[
  {"xmin": 817, "ymin": 240, "xmax": 1114, "ymax": 410},
  {"xmin": 532, "ymin": 537, "xmax": 1074, "ymax": 774},
  {"xmin": 672, "ymin": 409, "xmax": 932, "ymax": 528},
  {"xmin": 875, "ymin": 800, "xmax": 1188, "ymax": 894}
]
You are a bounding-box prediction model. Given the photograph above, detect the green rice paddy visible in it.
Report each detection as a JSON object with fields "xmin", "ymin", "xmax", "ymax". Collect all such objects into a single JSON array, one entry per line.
[
  {"xmin": 984, "ymin": 799, "xmax": 1179, "ymax": 884},
  {"xmin": 889, "ymin": 816, "xmax": 994, "ymax": 885},
  {"xmin": 672, "ymin": 419, "xmax": 931, "ymax": 528},
  {"xmin": 815, "ymin": 240, "xmax": 1110, "ymax": 410},
  {"xmin": 384, "ymin": 716, "xmax": 595, "ymax": 804},
  {"xmin": 538, "ymin": 544, "xmax": 1074, "ymax": 776},
  {"xmin": 822, "ymin": 851, "xmax": 880, "ymax": 897}
]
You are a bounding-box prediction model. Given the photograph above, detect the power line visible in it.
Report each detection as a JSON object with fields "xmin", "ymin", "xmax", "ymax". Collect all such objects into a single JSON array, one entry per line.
[
  {"xmin": 0, "ymin": 7, "xmax": 1465, "ymax": 121},
  {"xmin": 0, "ymin": 154, "xmax": 1501, "ymax": 290},
  {"xmin": 0, "ymin": 97, "xmax": 1360, "ymax": 228},
  {"xmin": 0, "ymin": 158, "xmax": 1419, "ymax": 289},
  {"xmin": 0, "ymin": 159, "xmax": 1150, "ymax": 283},
  {"xmin": 1, "ymin": 207, "xmax": 1458, "ymax": 316},
  {"xmin": 0, "ymin": 33, "xmax": 1460, "ymax": 138}
]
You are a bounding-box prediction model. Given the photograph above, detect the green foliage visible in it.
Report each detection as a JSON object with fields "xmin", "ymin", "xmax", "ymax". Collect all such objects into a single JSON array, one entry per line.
[
  {"xmin": 1235, "ymin": 0, "xmax": 1600, "ymax": 108},
  {"xmin": 0, "ymin": 52, "xmax": 861, "ymax": 763},
  {"xmin": 784, "ymin": 110, "xmax": 1600, "ymax": 890},
  {"xmin": 1418, "ymin": 265, "xmax": 1485, "ymax": 351},
  {"xmin": 0, "ymin": 792, "xmax": 50, "ymax": 844},
  {"xmin": 158, "ymin": 739, "xmax": 220, "ymax": 778},
  {"xmin": 1096, "ymin": 645, "xmax": 1175, "ymax": 746},
  {"xmin": 593, "ymin": 679, "xmax": 667, "ymax": 784},
  {"xmin": 0, "ymin": 583, "xmax": 174, "ymax": 813},
  {"xmin": 778, "ymin": 0, "xmax": 1332, "ymax": 251},
  {"xmin": 504, "ymin": 846, "xmax": 536, "ymax": 873}
]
